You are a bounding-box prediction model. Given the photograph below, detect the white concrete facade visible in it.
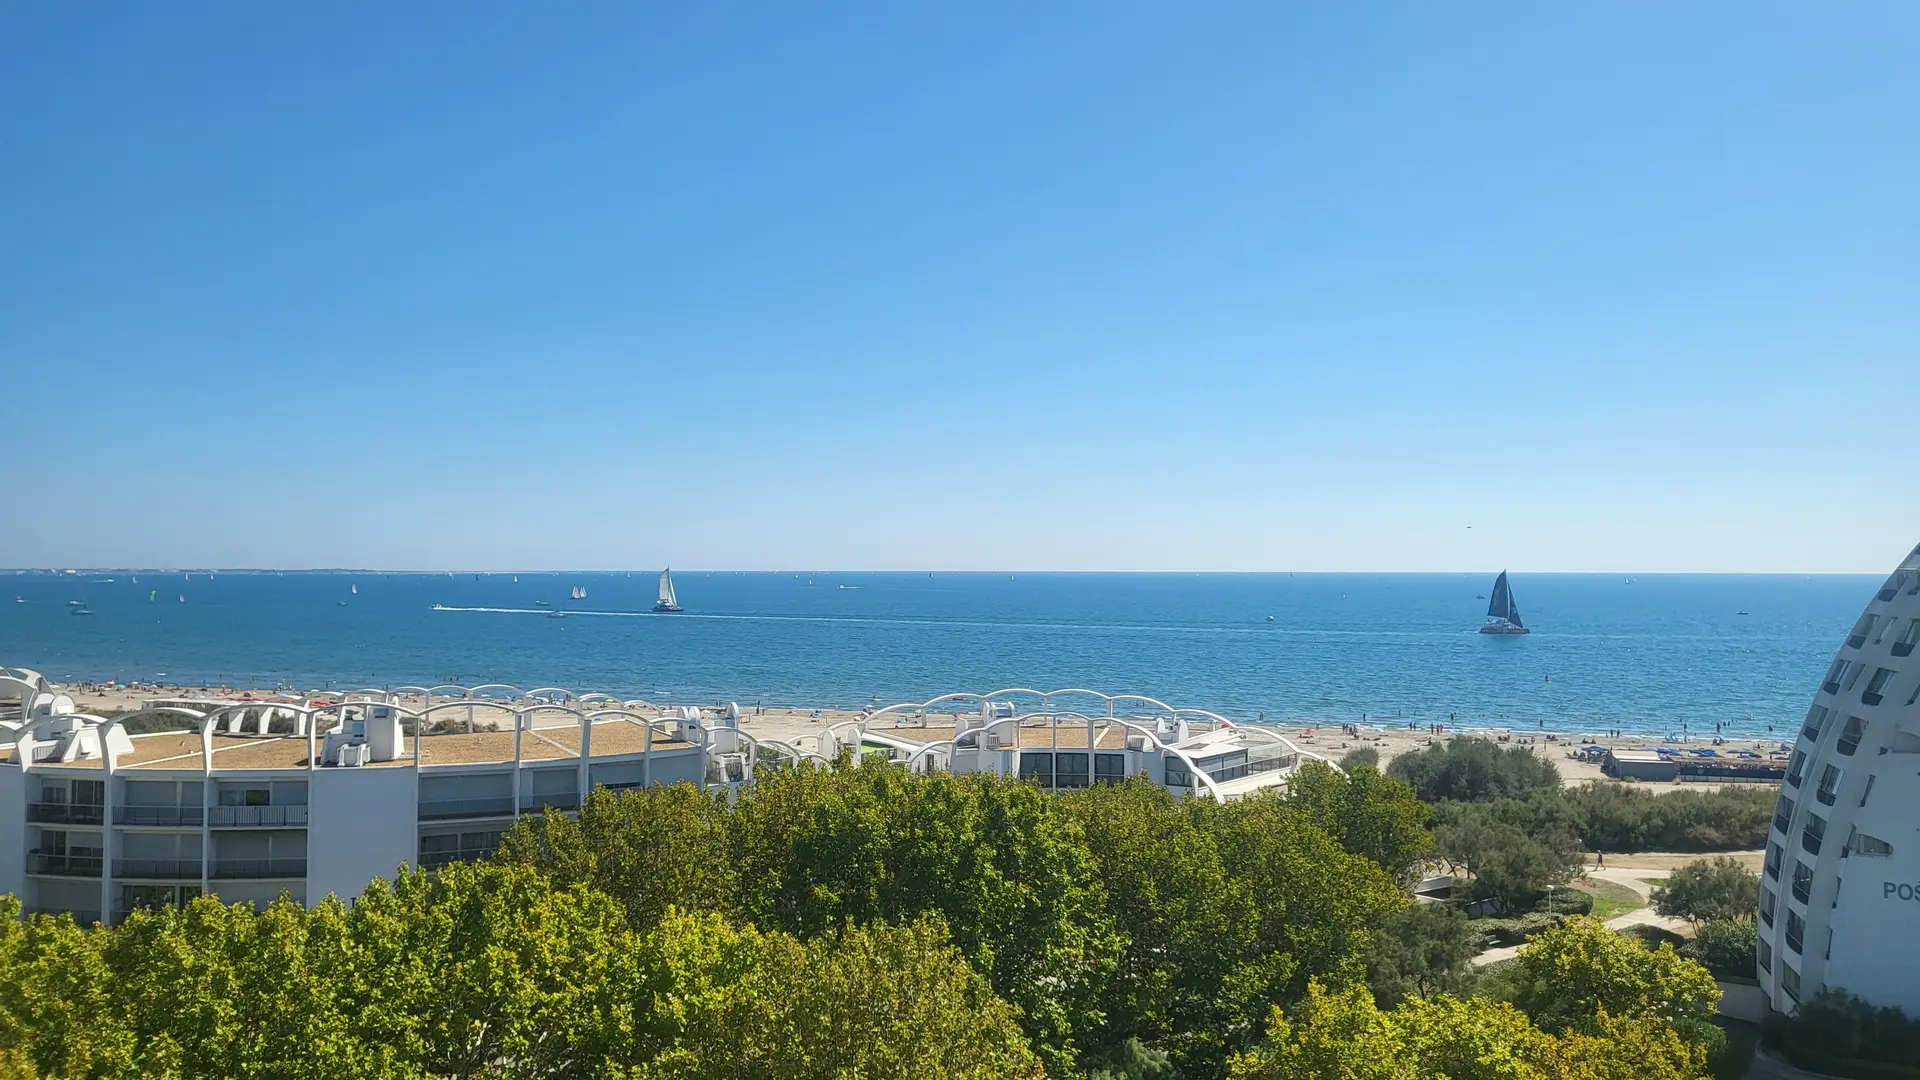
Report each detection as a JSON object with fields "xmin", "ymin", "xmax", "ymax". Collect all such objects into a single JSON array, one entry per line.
[
  {"xmin": 0, "ymin": 682, "xmax": 789, "ymax": 922},
  {"xmin": 1759, "ymin": 542, "xmax": 1920, "ymax": 1015}
]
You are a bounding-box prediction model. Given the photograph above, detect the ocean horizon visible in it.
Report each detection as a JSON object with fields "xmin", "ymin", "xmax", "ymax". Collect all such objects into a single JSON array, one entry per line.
[{"xmin": 1, "ymin": 570, "xmax": 1876, "ymax": 740}]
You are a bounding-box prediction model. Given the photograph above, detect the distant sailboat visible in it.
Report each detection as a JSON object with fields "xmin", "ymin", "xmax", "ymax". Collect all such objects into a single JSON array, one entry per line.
[
  {"xmin": 653, "ymin": 569, "xmax": 683, "ymax": 613},
  {"xmin": 570, "ymin": 585, "xmax": 587, "ymax": 601},
  {"xmin": 149, "ymin": 590, "xmax": 156, "ymax": 602},
  {"xmin": 178, "ymin": 594, "xmax": 185, "ymax": 603},
  {"xmin": 351, "ymin": 583, "xmax": 358, "ymax": 595},
  {"xmin": 1479, "ymin": 571, "xmax": 1530, "ymax": 635}
]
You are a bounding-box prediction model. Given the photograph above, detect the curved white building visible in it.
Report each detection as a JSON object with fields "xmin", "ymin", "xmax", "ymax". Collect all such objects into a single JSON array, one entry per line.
[
  {"xmin": 0, "ymin": 677, "xmax": 1309, "ymax": 922},
  {"xmin": 1758, "ymin": 543, "xmax": 1920, "ymax": 1014}
]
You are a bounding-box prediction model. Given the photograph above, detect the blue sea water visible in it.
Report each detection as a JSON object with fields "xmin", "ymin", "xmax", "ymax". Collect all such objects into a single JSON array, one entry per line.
[{"xmin": 0, "ymin": 571, "xmax": 1876, "ymax": 739}]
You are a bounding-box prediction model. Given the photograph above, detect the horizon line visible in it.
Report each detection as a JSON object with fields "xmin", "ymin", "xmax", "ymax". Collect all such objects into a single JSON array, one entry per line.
[{"xmin": 0, "ymin": 566, "xmax": 1890, "ymax": 577}]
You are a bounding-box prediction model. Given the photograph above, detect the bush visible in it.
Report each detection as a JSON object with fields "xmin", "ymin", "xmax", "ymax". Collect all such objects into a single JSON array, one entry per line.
[
  {"xmin": 1564, "ymin": 783, "xmax": 1773, "ymax": 852},
  {"xmin": 1386, "ymin": 738, "xmax": 1561, "ymax": 803},
  {"xmin": 1654, "ymin": 856, "xmax": 1762, "ymax": 924},
  {"xmin": 1540, "ymin": 888, "xmax": 1594, "ymax": 916},
  {"xmin": 1474, "ymin": 911, "xmax": 1564, "ymax": 947},
  {"xmin": 1769, "ymin": 989, "xmax": 1920, "ymax": 1076},
  {"xmin": 1338, "ymin": 746, "xmax": 1379, "ymax": 771},
  {"xmin": 1681, "ymin": 917, "xmax": 1757, "ymax": 981}
]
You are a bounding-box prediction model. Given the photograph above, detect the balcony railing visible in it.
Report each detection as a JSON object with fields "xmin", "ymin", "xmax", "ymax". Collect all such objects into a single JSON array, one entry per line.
[
  {"xmin": 1895, "ymin": 643, "xmax": 1915, "ymax": 658},
  {"xmin": 28, "ymin": 802, "xmax": 103, "ymax": 826},
  {"xmin": 1791, "ymin": 877, "xmax": 1811, "ymax": 905},
  {"xmin": 1786, "ymin": 923, "xmax": 1804, "ymax": 954},
  {"xmin": 27, "ymin": 851, "xmax": 103, "ymax": 877},
  {"xmin": 1773, "ymin": 811, "xmax": 1793, "ymax": 836},
  {"xmin": 25, "ymin": 905, "xmax": 101, "ymax": 924},
  {"xmin": 1821, "ymin": 681, "xmax": 1841, "ymax": 696},
  {"xmin": 208, "ymin": 805, "xmax": 308, "ymax": 828},
  {"xmin": 418, "ymin": 847, "xmax": 500, "ymax": 870},
  {"xmin": 211, "ymin": 858, "xmax": 307, "ymax": 879},
  {"xmin": 115, "ymin": 858, "xmax": 203, "ymax": 880},
  {"xmin": 419, "ymin": 796, "xmax": 516, "ymax": 821},
  {"xmin": 116, "ymin": 805, "xmax": 205, "ymax": 827},
  {"xmin": 520, "ymin": 792, "xmax": 581, "ymax": 813},
  {"xmin": 1847, "ymin": 634, "xmax": 1867, "ymax": 650}
]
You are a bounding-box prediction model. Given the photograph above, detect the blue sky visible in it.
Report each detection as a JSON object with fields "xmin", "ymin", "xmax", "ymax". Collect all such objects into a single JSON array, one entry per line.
[{"xmin": 4, "ymin": 3, "xmax": 1915, "ymax": 572}]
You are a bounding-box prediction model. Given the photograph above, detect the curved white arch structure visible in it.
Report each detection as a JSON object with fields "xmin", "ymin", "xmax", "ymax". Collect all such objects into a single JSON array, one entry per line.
[
  {"xmin": 831, "ymin": 687, "xmax": 1323, "ymax": 801},
  {"xmin": 1758, "ymin": 541, "xmax": 1920, "ymax": 1016}
]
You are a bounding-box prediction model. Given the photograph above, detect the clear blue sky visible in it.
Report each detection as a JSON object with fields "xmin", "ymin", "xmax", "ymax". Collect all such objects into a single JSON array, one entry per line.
[{"xmin": 4, "ymin": 3, "xmax": 1915, "ymax": 572}]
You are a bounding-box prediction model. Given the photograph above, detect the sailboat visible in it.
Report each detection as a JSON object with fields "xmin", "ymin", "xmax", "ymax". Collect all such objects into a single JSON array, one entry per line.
[
  {"xmin": 570, "ymin": 585, "xmax": 587, "ymax": 601},
  {"xmin": 351, "ymin": 583, "xmax": 358, "ymax": 595},
  {"xmin": 653, "ymin": 569, "xmax": 683, "ymax": 613},
  {"xmin": 1478, "ymin": 571, "xmax": 1530, "ymax": 635}
]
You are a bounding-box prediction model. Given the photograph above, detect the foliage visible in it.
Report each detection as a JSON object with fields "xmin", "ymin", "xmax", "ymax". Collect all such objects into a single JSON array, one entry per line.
[
  {"xmin": 1765, "ymin": 989, "xmax": 1920, "ymax": 1077},
  {"xmin": 1680, "ymin": 917, "xmax": 1757, "ymax": 981},
  {"xmin": 1280, "ymin": 761, "xmax": 1432, "ymax": 883},
  {"xmin": 1542, "ymin": 887, "xmax": 1596, "ymax": 917},
  {"xmin": 1503, "ymin": 916, "xmax": 1721, "ymax": 1036},
  {"xmin": 1227, "ymin": 980, "xmax": 1708, "ymax": 1080},
  {"xmin": 1365, "ymin": 902, "xmax": 1479, "ymax": 1007},
  {"xmin": 1559, "ymin": 783, "xmax": 1774, "ymax": 852},
  {"xmin": 1337, "ymin": 746, "xmax": 1379, "ymax": 771},
  {"xmin": 1432, "ymin": 799, "xmax": 1584, "ymax": 913},
  {"xmin": 1652, "ymin": 856, "xmax": 1761, "ymax": 925},
  {"xmin": 496, "ymin": 781, "xmax": 740, "ymax": 928},
  {"xmin": 1473, "ymin": 911, "xmax": 1566, "ymax": 948},
  {"xmin": 0, "ymin": 869, "xmax": 1043, "ymax": 1080},
  {"xmin": 1386, "ymin": 737, "xmax": 1562, "ymax": 804}
]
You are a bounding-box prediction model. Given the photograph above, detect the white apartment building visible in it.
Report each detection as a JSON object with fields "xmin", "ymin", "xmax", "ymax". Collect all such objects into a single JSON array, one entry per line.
[
  {"xmin": 1758, "ymin": 542, "xmax": 1920, "ymax": 1015},
  {"xmin": 0, "ymin": 677, "xmax": 1313, "ymax": 921}
]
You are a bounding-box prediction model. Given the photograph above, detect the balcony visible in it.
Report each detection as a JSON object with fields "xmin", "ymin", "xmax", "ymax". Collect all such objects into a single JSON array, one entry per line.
[
  {"xmin": 418, "ymin": 846, "xmax": 500, "ymax": 870},
  {"xmin": 25, "ymin": 905, "xmax": 101, "ymax": 924},
  {"xmin": 1847, "ymin": 634, "xmax": 1867, "ymax": 650},
  {"xmin": 1895, "ymin": 643, "xmax": 1915, "ymax": 658},
  {"xmin": 28, "ymin": 851, "xmax": 102, "ymax": 877},
  {"xmin": 116, "ymin": 805, "xmax": 204, "ymax": 827},
  {"xmin": 1786, "ymin": 923, "xmax": 1804, "ymax": 955},
  {"xmin": 1822, "ymin": 681, "xmax": 1841, "ymax": 696},
  {"xmin": 1773, "ymin": 811, "xmax": 1793, "ymax": 836},
  {"xmin": 1791, "ymin": 878, "xmax": 1811, "ymax": 905},
  {"xmin": 115, "ymin": 858, "xmax": 203, "ymax": 880},
  {"xmin": 208, "ymin": 805, "xmax": 308, "ymax": 828},
  {"xmin": 1862, "ymin": 692, "xmax": 1884, "ymax": 707},
  {"xmin": 210, "ymin": 858, "xmax": 307, "ymax": 880},
  {"xmin": 520, "ymin": 792, "xmax": 581, "ymax": 813},
  {"xmin": 28, "ymin": 802, "xmax": 103, "ymax": 826},
  {"xmin": 419, "ymin": 796, "xmax": 515, "ymax": 821}
]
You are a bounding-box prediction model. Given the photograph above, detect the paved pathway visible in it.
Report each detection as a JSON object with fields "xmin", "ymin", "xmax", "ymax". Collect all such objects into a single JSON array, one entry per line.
[{"xmin": 1469, "ymin": 869, "xmax": 1689, "ymax": 967}]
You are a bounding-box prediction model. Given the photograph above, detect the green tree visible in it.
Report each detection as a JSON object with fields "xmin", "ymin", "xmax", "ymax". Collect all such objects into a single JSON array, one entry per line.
[
  {"xmin": 728, "ymin": 758, "xmax": 1120, "ymax": 1077},
  {"xmin": 1651, "ymin": 856, "xmax": 1761, "ymax": 926},
  {"xmin": 1432, "ymin": 801, "xmax": 1583, "ymax": 913},
  {"xmin": 495, "ymin": 781, "xmax": 740, "ymax": 928},
  {"xmin": 1365, "ymin": 902, "xmax": 1480, "ymax": 1007},
  {"xmin": 1504, "ymin": 916, "xmax": 1721, "ymax": 1036},
  {"xmin": 1386, "ymin": 738, "xmax": 1561, "ymax": 804},
  {"xmin": 1680, "ymin": 917, "xmax": 1757, "ymax": 981},
  {"xmin": 1227, "ymin": 980, "xmax": 1708, "ymax": 1080},
  {"xmin": 1281, "ymin": 760, "xmax": 1433, "ymax": 883},
  {"xmin": 1337, "ymin": 747, "xmax": 1380, "ymax": 771}
]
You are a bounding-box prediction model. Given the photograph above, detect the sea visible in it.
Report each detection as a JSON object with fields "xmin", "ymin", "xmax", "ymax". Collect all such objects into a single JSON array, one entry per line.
[{"xmin": 0, "ymin": 571, "xmax": 1878, "ymax": 740}]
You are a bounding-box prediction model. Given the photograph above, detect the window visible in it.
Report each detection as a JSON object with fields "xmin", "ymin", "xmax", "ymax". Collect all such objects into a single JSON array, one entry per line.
[
  {"xmin": 1816, "ymin": 764, "xmax": 1842, "ymax": 806},
  {"xmin": 1163, "ymin": 760, "xmax": 1193, "ymax": 788},
  {"xmin": 1823, "ymin": 659, "xmax": 1853, "ymax": 695},
  {"xmin": 1801, "ymin": 706, "xmax": 1829, "ymax": 742},
  {"xmin": 1852, "ymin": 832, "xmax": 1893, "ymax": 857},
  {"xmin": 1017, "ymin": 752, "xmax": 1053, "ymax": 788},
  {"xmin": 1773, "ymin": 795, "xmax": 1796, "ymax": 837},
  {"xmin": 1053, "ymin": 753, "xmax": 1091, "ymax": 789},
  {"xmin": 1758, "ymin": 937, "xmax": 1773, "ymax": 973},
  {"xmin": 1759, "ymin": 886, "xmax": 1776, "ymax": 926},
  {"xmin": 1863, "ymin": 667, "xmax": 1898, "ymax": 706},
  {"xmin": 1765, "ymin": 842, "xmax": 1783, "ymax": 880},
  {"xmin": 1791, "ymin": 861, "xmax": 1814, "ymax": 904},
  {"xmin": 1859, "ymin": 773, "xmax": 1876, "ymax": 807},
  {"xmin": 1837, "ymin": 716, "xmax": 1867, "ymax": 756},
  {"xmin": 1897, "ymin": 619, "xmax": 1920, "ymax": 657},
  {"xmin": 1802, "ymin": 813, "xmax": 1826, "ymax": 856},
  {"xmin": 1094, "ymin": 753, "xmax": 1127, "ymax": 784},
  {"xmin": 1785, "ymin": 751, "xmax": 1806, "ymax": 788},
  {"xmin": 1782, "ymin": 964, "xmax": 1801, "ymax": 1003},
  {"xmin": 1786, "ymin": 911, "xmax": 1805, "ymax": 954},
  {"xmin": 219, "ymin": 788, "xmax": 271, "ymax": 808},
  {"xmin": 1849, "ymin": 614, "xmax": 1879, "ymax": 648}
]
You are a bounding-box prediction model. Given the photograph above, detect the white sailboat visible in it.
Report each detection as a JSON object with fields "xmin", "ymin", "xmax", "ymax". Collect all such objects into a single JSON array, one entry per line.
[
  {"xmin": 653, "ymin": 569, "xmax": 683, "ymax": 613},
  {"xmin": 351, "ymin": 583, "xmax": 358, "ymax": 595},
  {"xmin": 570, "ymin": 585, "xmax": 587, "ymax": 601}
]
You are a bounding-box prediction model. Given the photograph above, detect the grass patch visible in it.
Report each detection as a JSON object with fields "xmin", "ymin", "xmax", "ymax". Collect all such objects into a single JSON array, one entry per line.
[{"xmin": 1564, "ymin": 879, "xmax": 1644, "ymax": 922}]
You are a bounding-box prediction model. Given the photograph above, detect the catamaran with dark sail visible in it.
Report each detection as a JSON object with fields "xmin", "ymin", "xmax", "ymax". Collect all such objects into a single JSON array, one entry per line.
[{"xmin": 1479, "ymin": 570, "xmax": 1530, "ymax": 635}]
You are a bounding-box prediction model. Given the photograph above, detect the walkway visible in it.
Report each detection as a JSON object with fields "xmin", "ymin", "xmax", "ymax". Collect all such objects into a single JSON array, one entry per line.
[{"xmin": 1469, "ymin": 867, "xmax": 1688, "ymax": 967}]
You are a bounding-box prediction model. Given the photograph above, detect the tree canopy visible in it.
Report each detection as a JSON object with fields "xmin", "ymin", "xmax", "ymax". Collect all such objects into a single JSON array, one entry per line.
[{"xmin": 1651, "ymin": 857, "xmax": 1762, "ymax": 926}]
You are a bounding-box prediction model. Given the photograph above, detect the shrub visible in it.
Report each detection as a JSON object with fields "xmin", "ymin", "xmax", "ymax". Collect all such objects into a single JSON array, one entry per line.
[
  {"xmin": 1680, "ymin": 917, "xmax": 1757, "ymax": 981},
  {"xmin": 1386, "ymin": 738, "xmax": 1561, "ymax": 803},
  {"xmin": 1338, "ymin": 746, "xmax": 1380, "ymax": 771}
]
